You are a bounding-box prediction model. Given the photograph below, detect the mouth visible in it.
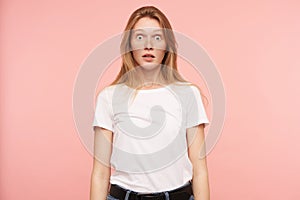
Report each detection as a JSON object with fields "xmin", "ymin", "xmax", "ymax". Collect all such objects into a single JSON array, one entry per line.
[{"xmin": 142, "ymin": 53, "xmax": 155, "ymax": 58}]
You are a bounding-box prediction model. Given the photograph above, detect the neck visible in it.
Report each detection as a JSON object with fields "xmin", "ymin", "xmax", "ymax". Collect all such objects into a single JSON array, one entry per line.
[{"xmin": 136, "ymin": 65, "xmax": 165, "ymax": 87}]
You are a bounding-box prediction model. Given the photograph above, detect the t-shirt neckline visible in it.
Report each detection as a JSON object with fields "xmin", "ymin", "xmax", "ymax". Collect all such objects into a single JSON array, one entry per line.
[{"xmin": 123, "ymin": 83, "xmax": 171, "ymax": 93}]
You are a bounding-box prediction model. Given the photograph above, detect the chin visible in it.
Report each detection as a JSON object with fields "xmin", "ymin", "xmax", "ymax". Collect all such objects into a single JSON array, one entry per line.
[{"xmin": 139, "ymin": 63, "xmax": 160, "ymax": 70}]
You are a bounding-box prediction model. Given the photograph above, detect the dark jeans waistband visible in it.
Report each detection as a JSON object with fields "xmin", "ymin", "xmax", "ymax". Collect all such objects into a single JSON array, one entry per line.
[{"xmin": 109, "ymin": 180, "xmax": 193, "ymax": 200}]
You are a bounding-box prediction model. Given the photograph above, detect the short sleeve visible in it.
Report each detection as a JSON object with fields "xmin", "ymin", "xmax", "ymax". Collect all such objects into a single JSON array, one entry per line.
[
  {"xmin": 92, "ymin": 88, "xmax": 114, "ymax": 132},
  {"xmin": 186, "ymin": 86, "xmax": 210, "ymax": 129}
]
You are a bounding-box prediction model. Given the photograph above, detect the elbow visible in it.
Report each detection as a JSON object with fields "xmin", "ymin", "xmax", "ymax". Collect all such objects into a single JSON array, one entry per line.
[
  {"xmin": 192, "ymin": 163, "xmax": 209, "ymax": 178},
  {"xmin": 193, "ymin": 168, "xmax": 209, "ymax": 178},
  {"xmin": 91, "ymin": 167, "xmax": 111, "ymax": 181}
]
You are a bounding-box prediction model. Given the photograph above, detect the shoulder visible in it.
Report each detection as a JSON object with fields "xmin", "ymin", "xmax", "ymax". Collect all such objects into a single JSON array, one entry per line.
[
  {"xmin": 172, "ymin": 81, "xmax": 202, "ymax": 95},
  {"xmin": 173, "ymin": 81, "xmax": 207, "ymax": 105},
  {"xmin": 96, "ymin": 84, "xmax": 129, "ymax": 102},
  {"xmin": 95, "ymin": 84, "xmax": 119, "ymax": 98}
]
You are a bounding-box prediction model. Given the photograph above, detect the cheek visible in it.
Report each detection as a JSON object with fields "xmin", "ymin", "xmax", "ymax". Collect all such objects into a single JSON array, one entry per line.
[
  {"xmin": 132, "ymin": 51, "xmax": 141, "ymax": 59},
  {"xmin": 155, "ymin": 42, "xmax": 167, "ymax": 51},
  {"xmin": 131, "ymin": 50, "xmax": 142, "ymax": 62},
  {"xmin": 130, "ymin": 40, "xmax": 143, "ymax": 51},
  {"xmin": 156, "ymin": 50, "xmax": 166, "ymax": 60}
]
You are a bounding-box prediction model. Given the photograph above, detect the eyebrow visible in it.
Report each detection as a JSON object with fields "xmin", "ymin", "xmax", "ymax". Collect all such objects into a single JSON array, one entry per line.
[{"xmin": 132, "ymin": 29, "xmax": 163, "ymax": 33}]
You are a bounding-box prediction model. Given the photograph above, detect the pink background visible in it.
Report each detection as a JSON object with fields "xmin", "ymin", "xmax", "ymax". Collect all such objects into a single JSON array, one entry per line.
[{"xmin": 1, "ymin": 0, "xmax": 300, "ymax": 199}]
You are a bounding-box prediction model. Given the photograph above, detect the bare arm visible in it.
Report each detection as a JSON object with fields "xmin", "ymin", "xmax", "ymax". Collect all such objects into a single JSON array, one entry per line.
[
  {"xmin": 187, "ymin": 124, "xmax": 210, "ymax": 200},
  {"xmin": 90, "ymin": 127, "xmax": 113, "ymax": 200}
]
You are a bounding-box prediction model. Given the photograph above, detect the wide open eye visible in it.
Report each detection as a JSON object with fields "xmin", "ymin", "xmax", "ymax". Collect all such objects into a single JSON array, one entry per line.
[
  {"xmin": 154, "ymin": 35, "xmax": 162, "ymax": 41},
  {"xmin": 136, "ymin": 35, "xmax": 144, "ymax": 40}
]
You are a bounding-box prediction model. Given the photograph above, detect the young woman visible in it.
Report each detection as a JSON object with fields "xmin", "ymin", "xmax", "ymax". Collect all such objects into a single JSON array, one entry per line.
[{"xmin": 90, "ymin": 6, "xmax": 210, "ymax": 200}]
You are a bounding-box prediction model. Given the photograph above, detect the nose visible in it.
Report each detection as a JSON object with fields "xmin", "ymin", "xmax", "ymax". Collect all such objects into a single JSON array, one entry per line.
[{"xmin": 144, "ymin": 36, "xmax": 153, "ymax": 50}]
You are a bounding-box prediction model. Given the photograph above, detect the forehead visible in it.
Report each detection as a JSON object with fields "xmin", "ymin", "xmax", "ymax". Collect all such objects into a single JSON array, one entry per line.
[
  {"xmin": 133, "ymin": 17, "xmax": 162, "ymax": 31},
  {"xmin": 132, "ymin": 28, "xmax": 163, "ymax": 34}
]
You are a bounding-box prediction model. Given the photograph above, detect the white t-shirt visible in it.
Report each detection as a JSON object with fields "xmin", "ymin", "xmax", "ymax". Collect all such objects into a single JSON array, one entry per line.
[{"xmin": 92, "ymin": 82, "xmax": 209, "ymax": 193}]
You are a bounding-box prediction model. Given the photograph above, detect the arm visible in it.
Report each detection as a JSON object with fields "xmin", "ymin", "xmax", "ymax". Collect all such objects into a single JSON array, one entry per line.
[
  {"xmin": 187, "ymin": 124, "xmax": 210, "ymax": 200},
  {"xmin": 90, "ymin": 127, "xmax": 113, "ymax": 200}
]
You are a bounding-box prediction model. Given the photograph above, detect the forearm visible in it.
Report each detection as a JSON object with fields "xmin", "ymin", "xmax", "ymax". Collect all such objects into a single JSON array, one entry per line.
[
  {"xmin": 187, "ymin": 124, "xmax": 210, "ymax": 200},
  {"xmin": 91, "ymin": 127, "xmax": 113, "ymax": 200},
  {"xmin": 192, "ymin": 170, "xmax": 210, "ymax": 200},
  {"xmin": 90, "ymin": 173, "xmax": 110, "ymax": 200}
]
